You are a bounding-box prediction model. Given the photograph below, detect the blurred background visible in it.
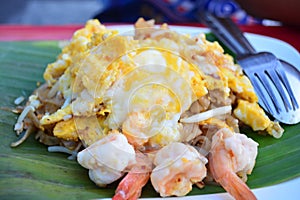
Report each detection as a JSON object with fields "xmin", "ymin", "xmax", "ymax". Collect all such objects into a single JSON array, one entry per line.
[
  {"xmin": 1, "ymin": 0, "xmax": 256, "ymax": 25},
  {"xmin": 0, "ymin": 0, "xmax": 104, "ymax": 24},
  {"xmin": 1, "ymin": 0, "xmax": 294, "ymax": 25}
]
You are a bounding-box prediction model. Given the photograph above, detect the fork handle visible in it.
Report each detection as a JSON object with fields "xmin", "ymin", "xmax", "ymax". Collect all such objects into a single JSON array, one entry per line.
[{"xmin": 197, "ymin": 12, "xmax": 256, "ymax": 56}]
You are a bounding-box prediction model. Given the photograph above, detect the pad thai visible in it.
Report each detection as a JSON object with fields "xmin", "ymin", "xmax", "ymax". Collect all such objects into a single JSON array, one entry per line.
[{"xmin": 12, "ymin": 18, "xmax": 284, "ymax": 200}]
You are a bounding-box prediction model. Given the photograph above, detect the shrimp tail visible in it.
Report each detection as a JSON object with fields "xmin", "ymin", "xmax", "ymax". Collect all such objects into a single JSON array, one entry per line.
[
  {"xmin": 219, "ymin": 170, "xmax": 256, "ymax": 200},
  {"xmin": 209, "ymin": 154, "xmax": 257, "ymax": 200},
  {"xmin": 112, "ymin": 171, "xmax": 150, "ymax": 200}
]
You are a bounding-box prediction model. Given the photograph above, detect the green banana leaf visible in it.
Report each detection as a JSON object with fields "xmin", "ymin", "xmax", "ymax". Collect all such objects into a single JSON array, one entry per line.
[{"xmin": 0, "ymin": 41, "xmax": 299, "ymax": 200}]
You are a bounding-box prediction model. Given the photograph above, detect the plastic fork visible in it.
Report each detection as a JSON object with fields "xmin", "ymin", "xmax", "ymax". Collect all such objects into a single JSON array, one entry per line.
[{"xmin": 198, "ymin": 12, "xmax": 300, "ymax": 124}]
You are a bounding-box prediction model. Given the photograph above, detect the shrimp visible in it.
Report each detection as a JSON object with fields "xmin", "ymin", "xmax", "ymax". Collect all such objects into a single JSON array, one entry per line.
[
  {"xmin": 77, "ymin": 131, "xmax": 136, "ymax": 187},
  {"xmin": 122, "ymin": 111, "xmax": 151, "ymax": 147},
  {"xmin": 113, "ymin": 152, "xmax": 153, "ymax": 200},
  {"xmin": 150, "ymin": 142, "xmax": 207, "ymax": 197},
  {"xmin": 122, "ymin": 111, "xmax": 181, "ymax": 149},
  {"xmin": 209, "ymin": 128, "xmax": 258, "ymax": 200},
  {"xmin": 112, "ymin": 172, "xmax": 150, "ymax": 200}
]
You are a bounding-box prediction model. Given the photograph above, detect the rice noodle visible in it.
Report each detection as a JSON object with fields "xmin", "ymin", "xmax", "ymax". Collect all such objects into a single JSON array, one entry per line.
[
  {"xmin": 48, "ymin": 146, "xmax": 74, "ymax": 154},
  {"xmin": 14, "ymin": 105, "xmax": 34, "ymax": 134},
  {"xmin": 63, "ymin": 114, "xmax": 72, "ymax": 121},
  {"xmin": 194, "ymin": 145, "xmax": 209, "ymax": 157},
  {"xmin": 180, "ymin": 106, "xmax": 232, "ymax": 123},
  {"xmin": 11, "ymin": 126, "xmax": 35, "ymax": 147},
  {"xmin": 61, "ymin": 96, "xmax": 71, "ymax": 109},
  {"xmin": 14, "ymin": 96, "xmax": 25, "ymax": 105},
  {"xmin": 27, "ymin": 109, "xmax": 41, "ymax": 129},
  {"xmin": 192, "ymin": 135, "xmax": 212, "ymax": 157},
  {"xmin": 195, "ymin": 181, "xmax": 205, "ymax": 189},
  {"xmin": 48, "ymin": 142, "xmax": 82, "ymax": 160},
  {"xmin": 150, "ymin": 29, "xmax": 168, "ymax": 38},
  {"xmin": 47, "ymin": 81, "xmax": 59, "ymax": 98}
]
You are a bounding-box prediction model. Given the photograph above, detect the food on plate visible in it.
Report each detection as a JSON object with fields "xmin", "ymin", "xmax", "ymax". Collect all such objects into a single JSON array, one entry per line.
[
  {"xmin": 12, "ymin": 17, "xmax": 284, "ymax": 199},
  {"xmin": 151, "ymin": 142, "xmax": 208, "ymax": 197},
  {"xmin": 209, "ymin": 128, "xmax": 258, "ymax": 199},
  {"xmin": 77, "ymin": 131, "xmax": 136, "ymax": 187}
]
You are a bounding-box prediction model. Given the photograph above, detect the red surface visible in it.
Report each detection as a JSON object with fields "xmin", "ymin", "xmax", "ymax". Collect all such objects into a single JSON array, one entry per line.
[
  {"xmin": 240, "ymin": 25, "xmax": 300, "ymax": 53},
  {"xmin": 0, "ymin": 23, "xmax": 299, "ymax": 52},
  {"xmin": 0, "ymin": 25, "xmax": 83, "ymax": 41}
]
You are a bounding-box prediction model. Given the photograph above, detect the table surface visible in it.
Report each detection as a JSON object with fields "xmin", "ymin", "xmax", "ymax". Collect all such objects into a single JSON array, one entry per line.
[{"xmin": 0, "ymin": 24, "xmax": 300, "ymax": 52}]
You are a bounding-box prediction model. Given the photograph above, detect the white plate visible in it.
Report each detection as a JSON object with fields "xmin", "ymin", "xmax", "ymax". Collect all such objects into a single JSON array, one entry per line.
[{"xmin": 105, "ymin": 25, "xmax": 300, "ymax": 200}]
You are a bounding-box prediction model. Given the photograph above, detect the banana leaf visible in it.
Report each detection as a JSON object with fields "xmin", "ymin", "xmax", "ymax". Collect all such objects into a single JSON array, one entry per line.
[{"xmin": 0, "ymin": 41, "xmax": 299, "ymax": 200}]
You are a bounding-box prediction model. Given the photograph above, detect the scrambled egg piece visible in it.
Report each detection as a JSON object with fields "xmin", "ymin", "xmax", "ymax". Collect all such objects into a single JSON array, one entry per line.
[
  {"xmin": 234, "ymin": 100, "xmax": 270, "ymax": 131},
  {"xmin": 40, "ymin": 104, "xmax": 72, "ymax": 125},
  {"xmin": 53, "ymin": 118, "xmax": 78, "ymax": 141},
  {"xmin": 74, "ymin": 116, "xmax": 108, "ymax": 146},
  {"xmin": 199, "ymin": 117, "xmax": 233, "ymax": 131},
  {"xmin": 44, "ymin": 20, "xmax": 107, "ymax": 85},
  {"xmin": 221, "ymin": 68, "xmax": 258, "ymax": 102},
  {"xmin": 234, "ymin": 100, "xmax": 284, "ymax": 138},
  {"xmin": 148, "ymin": 123, "xmax": 182, "ymax": 148}
]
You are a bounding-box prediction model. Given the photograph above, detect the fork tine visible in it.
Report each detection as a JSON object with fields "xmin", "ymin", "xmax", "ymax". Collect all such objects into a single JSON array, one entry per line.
[
  {"xmin": 275, "ymin": 64, "xmax": 299, "ymax": 110},
  {"xmin": 266, "ymin": 68, "xmax": 293, "ymax": 111},
  {"xmin": 257, "ymin": 71, "xmax": 284, "ymax": 112},
  {"xmin": 250, "ymin": 73, "xmax": 279, "ymax": 114}
]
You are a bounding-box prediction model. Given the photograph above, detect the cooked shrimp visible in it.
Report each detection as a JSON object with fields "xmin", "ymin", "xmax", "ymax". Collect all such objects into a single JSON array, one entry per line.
[
  {"xmin": 122, "ymin": 110, "xmax": 182, "ymax": 150},
  {"xmin": 113, "ymin": 152, "xmax": 152, "ymax": 200},
  {"xmin": 122, "ymin": 111, "xmax": 152, "ymax": 147},
  {"xmin": 151, "ymin": 142, "xmax": 207, "ymax": 197},
  {"xmin": 209, "ymin": 128, "xmax": 258, "ymax": 200},
  {"xmin": 77, "ymin": 131, "xmax": 136, "ymax": 187}
]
